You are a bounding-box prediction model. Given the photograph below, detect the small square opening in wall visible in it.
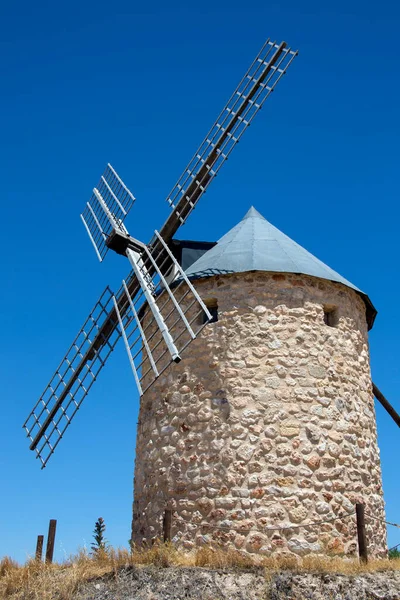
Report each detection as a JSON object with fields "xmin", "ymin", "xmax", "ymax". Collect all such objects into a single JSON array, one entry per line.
[
  {"xmin": 202, "ymin": 298, "xmax": 218, "ymax": 324},
  {"xmin": 324, "ymin": 305, "xmax": 339, "ymax": 327}
]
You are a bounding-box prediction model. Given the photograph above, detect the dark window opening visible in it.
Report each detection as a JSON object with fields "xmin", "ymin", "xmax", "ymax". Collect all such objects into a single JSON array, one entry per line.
[
  {"xmin": 169, "ymin": 239, "xmax": 217, "ymax": 270},
  {"xmin": 324, "ymin": 305, "xmax": 338, "ymax": 327},
  {"xmin": 202, "ymin": 298, "xmax": 218, "ymax": 324}
]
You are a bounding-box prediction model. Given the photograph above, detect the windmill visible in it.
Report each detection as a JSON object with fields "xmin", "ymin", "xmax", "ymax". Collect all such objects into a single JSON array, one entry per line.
[{"xmin": 23, "ymin": 39, "xmax": 299, "ymax": 468}]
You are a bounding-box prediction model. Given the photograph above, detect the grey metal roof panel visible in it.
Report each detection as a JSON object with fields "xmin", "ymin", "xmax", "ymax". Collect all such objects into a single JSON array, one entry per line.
[{"xmin": 185, "ymin": 207, "xmax": 377, "ymax": 329}]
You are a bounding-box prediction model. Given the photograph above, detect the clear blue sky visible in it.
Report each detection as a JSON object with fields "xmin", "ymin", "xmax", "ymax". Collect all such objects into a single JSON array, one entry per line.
[{"xmin": 1, "ymin": 0, "xmax": 399, "ymax": 562}]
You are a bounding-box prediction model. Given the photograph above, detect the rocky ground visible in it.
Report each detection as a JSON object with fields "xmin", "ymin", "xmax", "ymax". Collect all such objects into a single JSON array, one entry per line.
[{"xmin": 75, "ymin": 566, "xmax": 400, "ymax": 599}]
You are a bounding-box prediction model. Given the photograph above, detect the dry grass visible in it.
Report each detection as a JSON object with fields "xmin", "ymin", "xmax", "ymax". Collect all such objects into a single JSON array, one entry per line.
[{"xmin": 1, "ymin": 545, "xmax": 399, "ymax": 600}]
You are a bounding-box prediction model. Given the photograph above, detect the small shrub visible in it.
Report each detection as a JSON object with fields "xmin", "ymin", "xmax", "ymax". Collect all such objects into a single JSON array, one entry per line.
[
  {"xmin": 91, "ymin": 517, "xmax": 109, "ymax": 557},
  {"xmin": 389, "ymin": 547, "xmax": 400, "ymax": 560}
]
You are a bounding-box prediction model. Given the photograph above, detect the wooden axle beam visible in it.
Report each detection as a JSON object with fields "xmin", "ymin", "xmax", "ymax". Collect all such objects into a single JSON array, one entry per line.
[{"xmin": 373, "ymin": 382, "xmax": 400, "ymax": 428}]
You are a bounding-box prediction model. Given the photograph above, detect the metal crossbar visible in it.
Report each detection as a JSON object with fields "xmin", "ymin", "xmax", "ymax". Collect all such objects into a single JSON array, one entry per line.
[
  {"xmin": 81, "ymin": 164, "xmax": 136, "ymax": 262},
  {"xmin": 22, "ymin": 287, "xmax": 121, "ymax": 468},
  {"xmin": 114, "ymin": 230, "xmax": 212, "ymax": 396},
  {"xmin": 155, "ymin": 40, "xmax": 297, "ymax": 248}
]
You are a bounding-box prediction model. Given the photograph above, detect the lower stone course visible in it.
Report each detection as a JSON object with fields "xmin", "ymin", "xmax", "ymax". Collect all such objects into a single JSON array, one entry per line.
[{"xmin": 75, "ymin": 566, "xmax": 400, "ymax": 600}]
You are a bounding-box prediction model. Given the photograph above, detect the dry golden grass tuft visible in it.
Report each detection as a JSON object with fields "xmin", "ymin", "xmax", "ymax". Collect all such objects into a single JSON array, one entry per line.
[{"xmin": 1, "ymin": 546, "xmax": 400, "ymax": 600}]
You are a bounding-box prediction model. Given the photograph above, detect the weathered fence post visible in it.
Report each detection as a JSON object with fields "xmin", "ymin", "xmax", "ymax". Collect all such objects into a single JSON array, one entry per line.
[
  {"xmin": 35, "ymin": 535, "xmax": 44, "ymax": 561},
  {"xmin": 45, "ymin": 519, "xmax": 57, "ymax": 564},
  {"xmin": 163, "ymin": 509, "xmax": 172, "ymax": 543},
  {"xmin": 356, "ymin": 503, "xmax": 368, "ymax": 563}
]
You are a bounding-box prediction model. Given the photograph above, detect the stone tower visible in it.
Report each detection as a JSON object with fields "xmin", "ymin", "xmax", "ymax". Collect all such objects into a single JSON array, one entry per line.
[{"xmin": 131, "ymin": 207, "xmax": 387, "ymax": 557}]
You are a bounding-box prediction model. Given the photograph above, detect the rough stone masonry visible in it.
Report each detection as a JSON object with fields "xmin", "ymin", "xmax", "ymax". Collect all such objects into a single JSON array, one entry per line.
[{"xmin": 131, "ymin": 271, "xmax": 387, "ymax": 557}]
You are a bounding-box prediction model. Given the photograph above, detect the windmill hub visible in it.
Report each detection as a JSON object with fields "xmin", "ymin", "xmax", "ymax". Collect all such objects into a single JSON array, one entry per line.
[{"xmin": 106, "ymin": 228, "xmax": 146, "ymax": 257}]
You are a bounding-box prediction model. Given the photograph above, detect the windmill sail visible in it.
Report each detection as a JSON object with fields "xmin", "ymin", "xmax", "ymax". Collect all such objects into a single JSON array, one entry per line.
[
  {"xmin": 80, "ymin": 164, "xmax": 136, "ymax": 262},
  {"xmin": 156, "ymin": 40, "xmax": 297, "ymax": 247},
  {"xmin": 114, "ymin": 230, "xmax": 212, "ymax": 396},
  {"xmin": 23, "ymin": 287, "xmax": 122, "ymax": 468}
]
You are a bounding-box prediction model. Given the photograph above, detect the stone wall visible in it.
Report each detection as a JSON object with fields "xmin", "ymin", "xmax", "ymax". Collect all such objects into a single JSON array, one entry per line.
[
  {"xmin": 77, "ymin": 567, "xmax": 400, "ymax": 600},
  {"xmin": 131, "ymin": 271, "xmax": 387, "ymax": 557}
]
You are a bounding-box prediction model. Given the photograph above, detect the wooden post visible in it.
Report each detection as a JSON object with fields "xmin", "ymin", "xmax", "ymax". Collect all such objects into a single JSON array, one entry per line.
[
  {"xmin": 35, "ymin": 535, "xmax": 44, "ymax": 561},
  {"xmin": 163, "ymin": 509, "xmax": 172, "ymax": 543},
  {"xmin": 356, "ymin": 503, "xmax": 368, "ymax": 564},
  {"xmin": 45, "ymin": 519, "xmax": 57, "ymax": 564}
]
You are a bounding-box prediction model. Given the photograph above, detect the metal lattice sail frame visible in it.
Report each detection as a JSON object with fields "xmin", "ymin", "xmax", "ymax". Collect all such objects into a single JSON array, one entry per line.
[
  {"xmin": 114, "ymin": 231, "xmax": 212, "ymax": 396},
  {"xmin": 156, "ymin": 40, "xmax": 297, "ymax": 245},
  {"xmin": 81, "ymin": 164, "xmax": 136, "ymax": 261},
  {"xmin": 23, "ymin": 288, "xmax": 121, "ymax": 467},
  {"xmin": 23, "ymin": 38, "xmax": 299, "ymax": 467}
]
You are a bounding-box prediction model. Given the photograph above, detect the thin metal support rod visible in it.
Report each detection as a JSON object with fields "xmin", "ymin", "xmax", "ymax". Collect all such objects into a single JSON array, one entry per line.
[
  {"xmin": 107, "ymin": 163, "xmax": 135, "ymax": 200},
  {"xmin": 45, "ymin": 519, "xmax": 57, "ymax": 564},
  {"xmin": 356, "ymin": 504, "xmax": 368, "ymax": 564},
  {"xmin": 113, "ymin": 297, "xmax": 143, "ymax": 396},
  {"xmin": 126, "ymin": 248, "xmax": 181, "ymax": 363},
  {"xmin": 373, "ymin": 382, "xmax": 400, "ymax": 428},
  {"xmin": 80, "ymin": 214, "xmax": 103, "ymax": 262},
  {"xmin": 122, "ymin": 280, "xmax": 159, "ymax": 377},
  {"xmin": 35, "ymin": 535, "xmax": 44, "ymax": 561}
]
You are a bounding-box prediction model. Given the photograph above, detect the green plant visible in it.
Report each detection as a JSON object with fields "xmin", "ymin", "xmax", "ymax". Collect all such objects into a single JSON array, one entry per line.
[
  {"xmin": 91, "ymin": 517, "xmax": 108, "ymax": 556},
  {"xmin": 389, "ymin": 547, "xmax": 400, "ymax": 559}
]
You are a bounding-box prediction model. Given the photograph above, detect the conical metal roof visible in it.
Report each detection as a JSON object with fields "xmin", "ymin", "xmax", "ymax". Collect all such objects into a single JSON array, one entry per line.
[{"xmin": 185, "ymin": 207, "xmax": 376, "ymax": 329}]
